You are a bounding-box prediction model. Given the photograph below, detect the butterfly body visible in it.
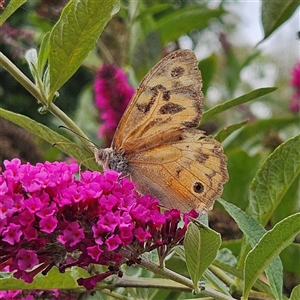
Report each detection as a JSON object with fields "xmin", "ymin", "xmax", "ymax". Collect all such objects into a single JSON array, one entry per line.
[{"xmin": 95, "ymin": 49, "xmax": 228, "ymax": 212}]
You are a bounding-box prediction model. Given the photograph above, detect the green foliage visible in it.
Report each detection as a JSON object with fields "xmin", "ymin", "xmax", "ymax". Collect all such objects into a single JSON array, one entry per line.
[
  {"xmin": 224, "ymin": 116, "xmax": 300, "ymax": 152},
  {"xmin": 0, "ymin": 0, "xmax": 299, "ymax": 299},
  {"xmin": 214, "ymin": 119, "xmax": 249, "ymax": 143},
  {"xmin": 0, "ymin": 107, "xmax": 100, "ymax": 171},
  {"xmin": 155, "ymin": 6, "xmax": 225, "ymax": 45},
  {"xmin": 0, "ymin": 267, "xmax": 89, "ymax": 290},
  {"xmin": 261, "ymin": 0, "xmax": 300, "ymax": 41},
  {"xmin": 290, "ymin": 284, "xmax": 300, "ymax": 300},
  {"xmin": 243, "ymin": 213, "xmax": 300, "ymax": 299},
  {"xmin": 249, "ymin": 134, "xmax": 300, "ymax": 225},
  {"xmin": 184, "ymin": 220, "xmax": 221, "ymax": 293},
  {"xmin": 0, "ymin": 0, "xmax": 26, "ymax": 26},
  {"xmin": 48, "ymin": 0, "xmax": 119, "ymax": 97},
  {"xmin": 200, "ymin": 87, "xmax": 277, "ymax": 124},
  {"xmin": 198, "ymin": 54, "xmax": 218, "ymax": 94},
  {"xmin": 218, "ymin": 199, "xmax": 284, "ymax": 299}
]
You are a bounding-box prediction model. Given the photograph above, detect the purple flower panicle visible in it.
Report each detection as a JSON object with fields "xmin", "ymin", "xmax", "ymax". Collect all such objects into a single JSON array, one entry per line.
[
  {"xmin": 94, "ymin": 64, "xmax": 134, "ymax": 147},
  {"xmin": 290, "ymin": 61, "xmax": 300, "ymax": 113},
  {"xmin": 0, "ymin": 159, "xmax": 197, "ymax": 290},
  {"xmin": 0, "ymin": 289, "xmax": 76, "ymax": 300}
]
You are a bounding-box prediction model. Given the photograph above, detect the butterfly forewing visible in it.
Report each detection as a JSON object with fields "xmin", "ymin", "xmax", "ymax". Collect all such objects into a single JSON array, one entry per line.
[{"xmin": 112, "ymin": 49, "xmax": 203, "ymax": 150}]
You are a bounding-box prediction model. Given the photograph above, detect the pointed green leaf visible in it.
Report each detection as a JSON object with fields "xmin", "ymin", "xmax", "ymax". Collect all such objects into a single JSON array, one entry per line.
[
  {"xmin": 214, "ymin": 119, "xmax": 249, "ymax": 143},
  {"xmin": 0, "ymin": 0, "xmax": 26, "ymax": 26},
  {"xmin": 25, "ymin": 48, "xmax": 38, "ymax": 80},
  {"xmin": 224, "ymin": 116, "xmax": 300, "ymax": 151},
  {"xmin": 198, "ymin": 53, "xmax": 218, "ymax": 94},
  {"xmin": 156, "ymin": 6, "xmax": 225, "ymax": 45},
  {"xmin": 249, "ymin": 134, "xmax": 300, "ymax": 225},
  {"xmin": 134, "ymin": 3, "xmax": 172, "ymax": 22},
  {"xmin": 0, "ymin": 108, "xmax": 100, "ymax": 171},
  {"xmin": 218, "ymin": 199, "xmax": 283, "ymax": 299},
  {"xmin": 38, "ymin": 32, "xmax": 50, "ymax": 78},
  {"xmin": 203, "ymin": 268, "xmax": 231, "ymax": 296},
  {"xmin": 290, "ymin": 284, "xmax": 300, "ymax": 300},
  {"xmin": 49, "ymin": 0, "xmax": 119, "ymax": 95},
  {"xmin": 243, "ymin": 213, "xmax": 300, "ymax": 299},
  {"xmin": 184, "ymin": 220, "xmax": 221, "ymax": 293},
  {"xmin": 200, "ymin": 87, "xmax": 276, "ymax": 124},
  {"xmin": 261, "ymin": 0, "xmax": 300, "ymax": 41},
  {"xmin": 280, "ymin": 240, "xmax": 300, "ymax": 277},
  {"xmin": 222, "ymin": 149, "xmax": 261, "ymax": 210}
]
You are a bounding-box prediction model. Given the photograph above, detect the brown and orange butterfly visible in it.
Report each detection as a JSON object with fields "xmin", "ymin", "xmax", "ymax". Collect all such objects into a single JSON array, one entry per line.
[{"xmin": 95, "ymin": 49, "xmax": 228, "ymax": 213}]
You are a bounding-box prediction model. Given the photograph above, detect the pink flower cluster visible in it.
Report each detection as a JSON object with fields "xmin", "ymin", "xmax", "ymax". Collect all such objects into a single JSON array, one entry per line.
[
  {"xmin": 0, "ymin": 0, "xmax": 6, "ymax": 10},
  {"xmin": 0, "ymin": 289, "xmax": 76, "ymax": 300},
  {"xmin": 94, "ymin": 64, "xmax": 134, "ymax": 147},
  {"xmin": 0, "ymin": 159, "xmax": 197, "ymax": 290},
  {"xmin": 290, "ymin": 61, "xmax": 300, "ymax": 113}
]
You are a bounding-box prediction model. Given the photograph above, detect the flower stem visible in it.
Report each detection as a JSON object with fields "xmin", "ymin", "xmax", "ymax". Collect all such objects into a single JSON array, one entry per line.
[
  {"xmin": 0, "ymin": 52, "xmax": 42, "ymax": 103},
  {"xmin": 0, "ymin": 51, "xmax": 95, "ymax": 151},
  {"xmin": 120, "ymin": 248, "xmax": 235, "ymax": 300}
]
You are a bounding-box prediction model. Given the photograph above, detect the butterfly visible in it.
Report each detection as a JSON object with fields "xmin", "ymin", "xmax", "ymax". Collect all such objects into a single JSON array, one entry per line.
[{"xmin": 95, "ymin": 49, "xmax": 228, "ymax": 213}]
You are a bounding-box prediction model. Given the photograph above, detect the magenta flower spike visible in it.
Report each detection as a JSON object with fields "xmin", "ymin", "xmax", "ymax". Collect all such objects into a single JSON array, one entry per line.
[
  {"xmin": 94, "ymin": 64, "xmax": 134, "ymax": 147},
  {"xmin": 290, "ymin": 61, "xmax": 300, "ymax": 113}
]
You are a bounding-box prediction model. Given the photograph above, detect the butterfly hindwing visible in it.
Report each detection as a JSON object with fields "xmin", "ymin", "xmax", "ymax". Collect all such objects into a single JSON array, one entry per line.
[{"xmin": 127, "ymin": 129, "xmax": 228, "ymax": 212}]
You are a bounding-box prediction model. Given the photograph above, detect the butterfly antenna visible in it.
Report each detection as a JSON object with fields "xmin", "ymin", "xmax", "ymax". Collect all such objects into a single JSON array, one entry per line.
[
  {"xmin": 58, "ymin": 125, "xmax": 99, "ymax": 147},
  {"xmin": 53, "ymin": 141, "xmax": 87, "ymax": 149}
]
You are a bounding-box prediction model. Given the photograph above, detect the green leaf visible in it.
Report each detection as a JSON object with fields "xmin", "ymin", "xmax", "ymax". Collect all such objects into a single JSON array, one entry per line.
[
  {"xmin": 204, "ymin": 248, "xmax": 236, "ymax": 296},
  {"xmin": 0, "ymin": 108, "xmax": 100, "ymax": 171},
  {"xmin": 25, "ymin": 48, "xmax": 39, "ymax": 80},
  {"xmin": 203, "ymin": 268, "xmax": 231, "ymax": 296},
  {"xmin": 260, "ymin": 0, "xmax": 300, "ymax": 42},
  {"xmin": 134, "ymin": 3, "xmax": 172, "ymax": 22},
  {"xmin": 249, "ymin": 134, "xmax": 300, "ymax": 225},
  {"xmin": 243, "ymin": 213, "xmax": 300, "ymax": 299},
  {"xmin": 290, "ymin": 284, "xmax": 300, "ymax": 300},
  {"xmin": 224, "ymin": 47, "xmax": 241, "ymax": 95},
  {"xmin": 198, "ymin": 54, "xmax": 218, "ymax": 94},
  {"xmin": 38, "ymin": 32, "xmax": 50, "ymax": 78},
  {"xmin": 184, "ymin": 220, "xmax": 221, "ymax": 293},
  {"xmin": 273, "ymin": 173, "xmax": 300, "ymax": 225},
  {"xmin": 49, "ymin": 0, "xmax": 119, "ymax": 96},
  {"xmin": 280, "ymin": 242, "xmax": 300, "ymax": 277},
  {"xmin": 218, "ymin": 199, "xmax": 283, "ymax": 299},
  {"xmin": 240, "ymin": 51, "xmax": 261, "ymax": 70},
  {"xmin": 0, "ymin": 267, "xmax": 89, "ymax": 290},
  {"xmin": 224, "ymin": 116, "xmax": 300, "ymax": 151},
  {"xmin": 200, "ymin": 87, "xmax": 277, "ymax": 124},
  {"xmin": 156, "ymin": 6, "xmax": 225, "ymax": 45},
  {"xmin": 0, "ymin": 0, "xmax": 26, "ymax": 26},
  {"xmin": 222, "ymin": 149, "xmax": 261, "ymax": 210},
  {"xmin": 214, "ymin": 119, "xmax": 249, "ymax": 143}
]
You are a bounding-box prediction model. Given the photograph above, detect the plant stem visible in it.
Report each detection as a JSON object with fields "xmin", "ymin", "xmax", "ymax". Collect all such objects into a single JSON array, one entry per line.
[
  {"xmin": 0, "ymin": 52, "xmax": 43, "ymax": 103},
  {"xmin": 119, "ymin": 248, "xmax": 236, "ymax": 300},
  {"xmin": 0, "ymin": 51, "xmax": 95, "ymax": 151},
  {"xmin": 209, "ymin": 265, "xmax": 235, "ymax": 286},
  {"xmin": 97, "ymin": 288, "xmax": 131, "ymax": 300}
]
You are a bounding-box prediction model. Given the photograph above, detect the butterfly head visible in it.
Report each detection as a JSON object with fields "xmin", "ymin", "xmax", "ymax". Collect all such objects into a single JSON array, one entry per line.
[{"xmin": 94, "ymin": 147, "xmax": 129, "ymax": 176}]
